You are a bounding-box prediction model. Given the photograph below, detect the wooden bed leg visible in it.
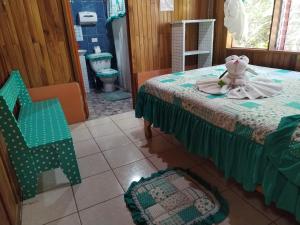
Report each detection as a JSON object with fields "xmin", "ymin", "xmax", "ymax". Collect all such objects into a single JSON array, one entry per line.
[{"xmin": 144, "ymin": 120, "xmax": 152, "ymax": 139}]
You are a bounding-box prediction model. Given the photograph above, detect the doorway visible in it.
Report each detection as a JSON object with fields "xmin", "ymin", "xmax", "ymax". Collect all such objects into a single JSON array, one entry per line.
[{"xmin": 69, "ymin": 0, "xmax": 134, "ymax": 119}]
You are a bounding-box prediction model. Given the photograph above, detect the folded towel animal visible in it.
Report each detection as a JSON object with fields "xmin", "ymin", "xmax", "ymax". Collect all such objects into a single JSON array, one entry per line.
[{"xmin": 196, "ymin": 55, "xmax": 283, "ymax": 100}]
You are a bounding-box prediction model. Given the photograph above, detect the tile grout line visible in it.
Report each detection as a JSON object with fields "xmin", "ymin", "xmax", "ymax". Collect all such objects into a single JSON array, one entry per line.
[
  {"xmin": 110, "ymin": 117, "xmax": 162, "ymax": 172},
  {"xmin": 230, "ymin": 188, "xmax": 276, "ymax": 223},
  {"xmin": 70, "ymin": 187, "xmax": 84, "ymax": 225},
  {"xmin": 77, "ymin": 193, "xmax": 124, "ymax": 215},
  {"xmin": 86, "ymin": 118, "xmax": 128, "ymax": 194},
  {"xmin": 77, "ymin": 115, "xmax": 287, "ymax": 224},
  {"xmin": 74, "ymin": 122, "xmax": 172, "ymax": 181},
  {"xmin": 42, "ymin": 212, "xmax": 80, "ymax": 225}
]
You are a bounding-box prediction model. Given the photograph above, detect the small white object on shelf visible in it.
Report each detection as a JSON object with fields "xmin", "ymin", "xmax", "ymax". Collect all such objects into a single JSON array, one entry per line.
[{"xmin": 172, "ymin": 19, "xmax": 215, "ymax": 72}]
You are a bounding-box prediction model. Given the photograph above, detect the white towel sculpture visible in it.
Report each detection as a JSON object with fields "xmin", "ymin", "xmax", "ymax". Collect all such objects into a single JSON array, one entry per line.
[{"xmin": 196, "ymin": 55, "xmax": 283, "ymax": 100}]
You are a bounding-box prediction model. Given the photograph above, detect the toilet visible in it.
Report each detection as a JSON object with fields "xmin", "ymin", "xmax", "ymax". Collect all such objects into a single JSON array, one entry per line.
[
  {"xmin": 86, "ymin": 52, "xmax": 119, "ymax": 92},
  {"xmin": 96, "ymin": 68, "xmax": 119, "ymax": 92}
]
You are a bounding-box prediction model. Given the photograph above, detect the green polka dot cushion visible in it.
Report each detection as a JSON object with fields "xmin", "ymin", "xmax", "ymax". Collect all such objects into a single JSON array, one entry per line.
[{"xmin": 0, "ymin": 71, "xmax": 81, "ymax": 200}]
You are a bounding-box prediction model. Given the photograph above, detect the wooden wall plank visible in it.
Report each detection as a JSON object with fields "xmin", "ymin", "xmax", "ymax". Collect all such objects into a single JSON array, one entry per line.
[
  {"xmin": 127, "ymin": 0, "xmax": 210, "ymax": 74},
  {"xmin": 0, "ymin": 136, "xmax": 20, "ymax": 225},
  {"xmin": 0, "ymin": 0, "xmax": 77, "ymax": 88},
  {"xmin": 0, "ymin": 1, "xmax": 87, "ymax": 224}
]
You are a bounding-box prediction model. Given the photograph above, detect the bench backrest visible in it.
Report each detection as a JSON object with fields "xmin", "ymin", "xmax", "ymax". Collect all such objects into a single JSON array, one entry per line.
[{"xmin": 0, "ymin": 71, "xmax": 32, "ymax": 151}]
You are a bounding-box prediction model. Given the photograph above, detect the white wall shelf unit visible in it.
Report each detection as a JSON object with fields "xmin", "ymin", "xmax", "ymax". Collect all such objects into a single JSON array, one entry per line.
[{"xmin": 172, "ymin": 19, "xmax": 215, "ymax": 72}]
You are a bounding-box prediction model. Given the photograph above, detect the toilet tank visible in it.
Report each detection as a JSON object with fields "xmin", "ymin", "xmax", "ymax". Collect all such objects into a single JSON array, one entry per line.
[{"xmin": 86, "ymin": 53, "xmax": 113, "ymax": 73}]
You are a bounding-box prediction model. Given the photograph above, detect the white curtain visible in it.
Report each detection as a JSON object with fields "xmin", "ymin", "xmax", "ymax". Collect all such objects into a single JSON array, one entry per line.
[{"xmin": 224, "ymin": 0, "xmax": 248, "ymax": 40}]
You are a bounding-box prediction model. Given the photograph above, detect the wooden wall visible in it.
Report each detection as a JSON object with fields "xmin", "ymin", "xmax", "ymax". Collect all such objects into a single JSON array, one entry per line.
[
  {"xmin": 127, "ymin": 0, "xmax": 211, "ymax": 75},
  {"xmin": 212, "ymin": 0, "xmax": 300, "ymax": 71},
  {"xmin": 0, "ymin": 136, "xmax": 20, "ymax": 225},
  {"xmin": 0, "ymin": 0, "xmax": 76, "ymax": 87},
  {"xmin": 0, "ymin": 1, "xmax": 85, "ymax": 224}
]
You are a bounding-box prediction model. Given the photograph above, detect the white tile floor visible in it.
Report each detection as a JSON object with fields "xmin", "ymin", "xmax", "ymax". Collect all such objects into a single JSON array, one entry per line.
[{"xmin": 22, "ymin": 111, "xmax": 298, "ymax": 225}]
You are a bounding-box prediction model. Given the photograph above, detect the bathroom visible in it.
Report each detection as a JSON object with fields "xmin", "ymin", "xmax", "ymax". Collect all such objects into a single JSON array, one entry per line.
[{"xmin": 70, "ymin": 0, "xmax": 132, "ymax": 119}]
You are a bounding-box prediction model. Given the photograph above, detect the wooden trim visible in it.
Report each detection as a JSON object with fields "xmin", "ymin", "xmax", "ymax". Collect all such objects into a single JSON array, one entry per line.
[
  {"xmin": 61, "ymin": 0, "xmax": 89, "ymax": 119},
  {"xmin": 226, "ymin": 47, "xmax": 300, "ymax": 55},
  {"xmin": 295, "ymin": 55, "xmax": 300, "ymax": 71},
  {"xmin": 0, "ymin": 197, "xmax": 11, "ymax": 225},
  {"xmin": 0, "ymin": 136, "xmax": 21, "ymax": 225},
  {"xmin": 269, "ymin": 0, "xmax": 282, "ymax": 50},
  {"xmin": 125, "ymin": 0, "xmax": 137, "ymax": 108}
]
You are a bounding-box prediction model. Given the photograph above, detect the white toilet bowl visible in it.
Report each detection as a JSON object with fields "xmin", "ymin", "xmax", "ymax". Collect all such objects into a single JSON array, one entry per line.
[
  {"xmin": 86, "ymin": 53, "xmax": 119, "ymax": 92},
  {"xmin": 96, "ymin": 69, "xmax": 119, "ymax": 92}
]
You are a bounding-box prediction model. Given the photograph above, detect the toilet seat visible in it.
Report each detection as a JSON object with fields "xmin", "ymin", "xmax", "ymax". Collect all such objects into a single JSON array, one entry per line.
[{"xmin": 96, "ymin": 69, "xmax": 119, "ymax": 78}]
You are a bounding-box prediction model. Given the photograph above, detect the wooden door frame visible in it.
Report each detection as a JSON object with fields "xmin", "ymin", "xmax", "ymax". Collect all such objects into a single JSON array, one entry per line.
[
  {"xmin": 61, "ymin": 1, "xmax": 89, "ymax": 119},
  {"xmin": 125, "ymin": 0, "xmax": 137, "ymax": 108},
  {"xmin": 62, "ymin": 0, "xmax": 137, "ymax": 111}
]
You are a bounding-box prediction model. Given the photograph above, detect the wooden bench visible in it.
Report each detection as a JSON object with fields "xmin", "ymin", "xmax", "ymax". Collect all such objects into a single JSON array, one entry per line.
[{"xmin": 0, "ymin": 71, "xmax": 81, "ymax": 200}]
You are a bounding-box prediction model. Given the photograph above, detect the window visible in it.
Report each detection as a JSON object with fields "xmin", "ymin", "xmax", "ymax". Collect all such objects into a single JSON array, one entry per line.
[
  {"xmin": 277, "ymin": 0, "xmax": 300, "ymax": 51},
  {"xmin": 230, "ymin": 0, "xmax": 300, "ymax": 52},
  {"xmin": 232, "ymin": 0, "xmax": 275, "ymax": 49}
]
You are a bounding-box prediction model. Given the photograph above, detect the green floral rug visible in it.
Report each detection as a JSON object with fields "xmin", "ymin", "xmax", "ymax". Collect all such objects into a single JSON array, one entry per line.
[{"xmin": 124, "ymin": 168, "xmax": 229, "ymax": 225}]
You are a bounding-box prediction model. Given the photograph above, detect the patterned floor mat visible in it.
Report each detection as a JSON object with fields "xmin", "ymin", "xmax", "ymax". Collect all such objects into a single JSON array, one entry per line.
[{"xmin": 124, "ymin": 168, "xmax": 230, "ymax": 225}]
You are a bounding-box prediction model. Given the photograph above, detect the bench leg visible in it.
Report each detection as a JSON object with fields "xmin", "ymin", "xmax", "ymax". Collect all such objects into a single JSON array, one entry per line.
[
  {"xmin": 9, "ymin": 151, "xmax": 38, "ymax": 200},
  {"xmin": 59, "ymin": 140, "xmax": 81, "ymax": 186},
  {"xmin": 20, "ymin": 176, "xmax": 38, "ymax": 200},
  {"xmin": 144, "ymin": 120, "xmax": 152, "ymax": 139}
]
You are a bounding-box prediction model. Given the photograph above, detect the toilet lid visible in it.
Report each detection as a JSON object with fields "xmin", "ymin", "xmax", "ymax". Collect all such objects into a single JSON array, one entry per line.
[{"xmin": 96, "ymin": 69, "xmax": 119, "ymax": 78}]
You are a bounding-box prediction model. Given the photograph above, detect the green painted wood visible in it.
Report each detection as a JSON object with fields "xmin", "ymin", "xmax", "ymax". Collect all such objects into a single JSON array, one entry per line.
[{"xmin": 0, "ymin": 71, "xmax": 81, "ymax": 200}]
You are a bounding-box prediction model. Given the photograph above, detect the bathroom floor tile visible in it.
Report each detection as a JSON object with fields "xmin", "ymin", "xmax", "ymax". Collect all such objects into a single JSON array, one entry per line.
[
  {"xmin": 69, "ymin": 123, "xmax": 87, "ymax": 132},
  {"xmin": 86, "ymin": 90, "xmax": 133, "ymax": 119},
  {"xmin": 135, "ymin": 135, "xmax": 176, "ymax": 157},
  {"xmin": 71, "ymin": 128, "xmax": 92, "ymax": 143},
  {"xmin": 37, "ymin": 169, "xmax": 69, "ymax": 193},
  {"xmin": 123, "ymin": 127, "xmax": 159, "ymax": 143},
  {"xmin": 22, "ymin": 187, "xmax": 77, "ymax": 225},
  {"xmin": 80, "ymin": 196, "xmax": 135, "ymax": 225},
  {"xmin": 276, "ymin": 214, "xmax": 299, "ymax": 225},
  {"xmin": 162, "ymin": 134, "xmax": 185, "ymax": 147},
  {"xmin": 94, "ymin": 133, "xmax": 131, "ymax": 151},
  {"xmin": 73, "ymin": 171, "xmax": 123, "ymax": 210},
  {"xmin": 45, "ymin": 213, "xmax": 81, "ymax": 225},
  {"xmin": 85, "ymin": 116, "xmax": 112, "ymax": 128},
  {"xmin": 148, "ymin": 150, "xmax": 197, "ymax": 170},
  {"xmin": 88, "ymin": 122, "xmax": 121, "ymax": 138},
  {"xmin": 222, "ymin": 190, "xmax": 271, "ymax": 225},
  {"xmin": 190, "ymin": 165, "xmax": 231, "ymax": 193},
  {"xmin": 114, "ymin": 159, "xmax": 157, "ymax": 190},
  {"xmin": 230, "ymin": 183, "xmax": 282, "ymax": 221},
  {"xmin": 74, "ymin": 139, "xmax": 101, "ymax": 158},
  {"xmin": 110, "ymin": 111, "xmax": 135, "ymax": 121},
  {"xmin": 78, "ymin": 153, "xmax": 110, "ymax": 178},
  {"xmin": 103, "ymin": 143, "xmax": 145, "ymax": 168},
  {"xmin": 115, "ymin": 117, "xmax": 144, "ymax": 130}
]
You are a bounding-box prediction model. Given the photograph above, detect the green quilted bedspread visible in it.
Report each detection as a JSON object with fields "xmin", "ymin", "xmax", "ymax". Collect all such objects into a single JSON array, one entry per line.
[
  {"xmin": 136, "ymin": 65, "xmax": 300, "ymax": 221},
  {"xmin": 143, "ymin": 65, "xmax": 300, "ymax": 145}
]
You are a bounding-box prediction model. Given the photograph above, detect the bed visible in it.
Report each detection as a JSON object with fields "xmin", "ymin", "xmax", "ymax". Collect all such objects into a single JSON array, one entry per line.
[{"xmin": 135, "ymin": 64, "xmax": 300, "ymax": 221}]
